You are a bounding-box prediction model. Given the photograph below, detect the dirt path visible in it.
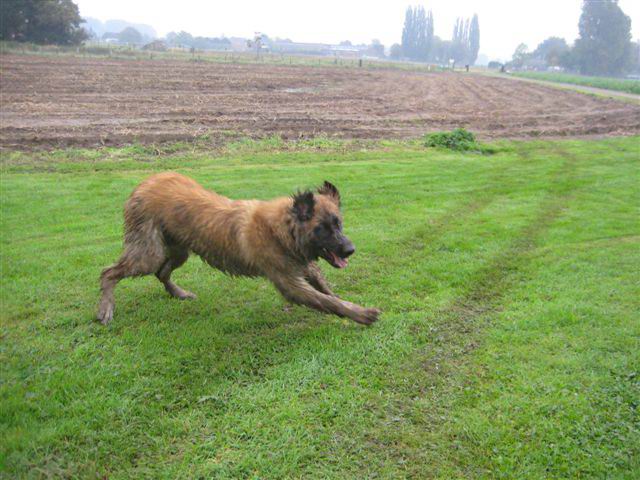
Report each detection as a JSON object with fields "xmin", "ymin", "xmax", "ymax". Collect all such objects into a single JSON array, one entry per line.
[
  {"xmin": 1, "ymin": 54, "xmax": 639, "ymax": 149},
  {"xmin": 483, "ymin": 72, "xmax": 640, "ymax": 103}
]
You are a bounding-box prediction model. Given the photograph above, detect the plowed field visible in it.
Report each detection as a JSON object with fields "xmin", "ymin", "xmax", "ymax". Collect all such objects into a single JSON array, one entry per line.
[{"xmin": 1, "ymin": 54, "xmax": 639, "ymax": 148}]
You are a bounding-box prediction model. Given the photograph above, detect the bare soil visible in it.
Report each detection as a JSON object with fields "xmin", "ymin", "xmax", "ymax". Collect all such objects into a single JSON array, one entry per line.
[{"xmin": 1, "ymin": 54, "xmax": 639, "ymax": 149}]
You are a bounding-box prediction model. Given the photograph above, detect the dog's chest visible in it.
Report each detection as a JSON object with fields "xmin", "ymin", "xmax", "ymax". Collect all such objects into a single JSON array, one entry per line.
[{"xmin": 201, "ymin": 250, "xmax": 261, "ymax": 277}]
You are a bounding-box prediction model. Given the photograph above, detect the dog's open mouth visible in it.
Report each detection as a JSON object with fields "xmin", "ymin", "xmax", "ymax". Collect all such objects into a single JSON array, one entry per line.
[{"xmin": 322, "ymin": 249, "xmax": 349, "ymax": 269}]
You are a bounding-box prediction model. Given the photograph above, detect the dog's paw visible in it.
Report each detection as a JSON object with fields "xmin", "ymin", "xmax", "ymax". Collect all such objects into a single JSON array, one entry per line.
[
  {"xmin": 353, "ymin": 307, "xmax": 380, "ymax": 326},
  {"xmin": 167, "ymin": 284, "xmax": 197, "ymax": 300},
  {"xmin": 176, "ymin": 290, "xmax": 197, "ymax": 300},
  {"xmin": 97, "ymin": 302, "xmax": 113, "ymax": 325}
]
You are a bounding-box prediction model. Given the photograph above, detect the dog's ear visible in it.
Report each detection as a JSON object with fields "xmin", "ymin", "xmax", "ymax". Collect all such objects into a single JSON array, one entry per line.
[
  {"xmin": 317, "ymin": 181, "xmax": 340, "ymax": 206},
  {"xmin": 292, "ymin": 190, "xmax": 315, "ymax": 222}
]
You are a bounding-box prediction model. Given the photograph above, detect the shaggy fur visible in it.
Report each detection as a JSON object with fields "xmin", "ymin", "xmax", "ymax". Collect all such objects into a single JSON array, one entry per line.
[{"xmin": 98, "ymin": 173, "xmax": 380, "ymax": 325}]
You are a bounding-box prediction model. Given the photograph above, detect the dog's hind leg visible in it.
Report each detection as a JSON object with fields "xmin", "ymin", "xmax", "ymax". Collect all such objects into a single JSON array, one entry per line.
[
  {"xmin": 97, "ymin": 222, "xmax": 166, "ymax": 324},
  {"xmin": 155, "ymin": 247, "xmax": 196, "ymax": 300}
]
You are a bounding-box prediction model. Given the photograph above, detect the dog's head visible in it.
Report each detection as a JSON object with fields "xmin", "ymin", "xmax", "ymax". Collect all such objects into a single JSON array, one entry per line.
[{"xmin": 291, "ymin": 181, "xmax": 355, "ymax": 268}]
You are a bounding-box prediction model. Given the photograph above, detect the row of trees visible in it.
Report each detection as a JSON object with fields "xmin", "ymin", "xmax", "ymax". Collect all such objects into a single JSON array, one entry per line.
[
  {"xmin": 0, "ymin": 1, "xmax": 233, "ymax": 50},
  {"xmin": 511, "ymin": 38, "xmax": 571, "ymax": 70},
  {"xmin": 510, "ymin": 0, "xmax": 638, "ymax": 76},
  {"xmin": 398, "ymin": 6, "xmax": 480, "ymax": 65},
  {"xmin": 165, "ymin": 31, "xmax": 231, "ymax": 50},
  {"xmin": 0, "ymin": 1, "xmax": 383, "ymax": 56},
  {"xmin": 101, "ymin": 27, "xmax": 148, "ymax": 45},
  {"xmin": 401, "ymin": 6, "xmax": 434, "ymax": 62},
  {"xmin": 451, "ymin": 15, "xmax": 480, "ymax": 66}
]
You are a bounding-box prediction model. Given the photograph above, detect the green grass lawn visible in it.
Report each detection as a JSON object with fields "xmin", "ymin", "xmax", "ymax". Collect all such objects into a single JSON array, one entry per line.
[
  {"xmin": 1, "ymin": 137, "xmax": 639, "ymax": 478},
  {"xmin": 511, "ymin": 71, "xmax": 640, "ymax": 95}
]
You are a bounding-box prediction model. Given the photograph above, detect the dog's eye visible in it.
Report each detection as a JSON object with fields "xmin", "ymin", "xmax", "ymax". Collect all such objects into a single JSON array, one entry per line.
[{"xmin": 314, "ymin": 225, "xmax": 324, "ymax": 235}]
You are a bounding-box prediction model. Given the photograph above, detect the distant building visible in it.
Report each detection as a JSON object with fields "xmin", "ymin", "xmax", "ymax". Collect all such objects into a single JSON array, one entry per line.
[
  {"xmin": 224, "ymin": 37, "xmax": 370, "ymax": 58},
  {"xmin": 330, "ymin": 45, "xmax": 362, "ymax": 58},
  {"xmin": 229, "ymin": 37, "xmax": 250, "ymax": 52},
  {"xmin": 269, "ymin": 41, "xmax": 366, "ymax": 58},
  {"xmin": 142, "ymin": 40, "xmax": 167, "ymax": 52},
  {"xmin": 270, "ymin": 41, "xmax": 329, "ymax": 55}
]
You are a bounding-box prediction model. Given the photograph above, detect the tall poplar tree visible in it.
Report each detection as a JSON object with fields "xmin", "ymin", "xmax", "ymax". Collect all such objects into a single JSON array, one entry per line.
[
  {"xmin": 469, "ymin": 14, "xmax": 480, "ymax": 65},
  {"xmin": 401, "ymin": 6, "xmax": 415, "ymax": 58}
]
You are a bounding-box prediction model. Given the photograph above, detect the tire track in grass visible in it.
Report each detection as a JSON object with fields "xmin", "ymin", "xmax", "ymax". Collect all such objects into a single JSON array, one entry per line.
[
  {"xmin": 361, "ymin": 145, "xmax": 565, "ymax": 319},
  {"xmin": 364, "ymin": 152, "xmax": 531, "ymax": 273},
  {"xmin": 367, "ymin": 147, "xmax": 579, "ymax": 477}
]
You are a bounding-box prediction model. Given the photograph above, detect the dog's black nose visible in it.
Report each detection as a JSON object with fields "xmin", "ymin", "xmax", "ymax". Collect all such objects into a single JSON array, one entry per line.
[{"xmin": 342, "ymin": 244, "xmax": 356, "ymax": 258}]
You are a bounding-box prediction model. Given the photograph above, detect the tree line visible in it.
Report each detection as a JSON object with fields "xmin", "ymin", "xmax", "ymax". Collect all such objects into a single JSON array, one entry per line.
[
  {"xmin": 2, "ymin": 0, "xmax": 637, "ymax": 76},
  {"xmin": 165, "ymin": 31, "xmax": 231, "ymax": 50},
  {"xmin": 400, "ymin": 6, "xmax": 434, "ymax": 62},
  {"xmin": 395, "ymin": 6, "xmax": 480, "ymax": 65},
  {"xmin": 509, "ymin": 0, "xmax": 638, "ymax": 76}
]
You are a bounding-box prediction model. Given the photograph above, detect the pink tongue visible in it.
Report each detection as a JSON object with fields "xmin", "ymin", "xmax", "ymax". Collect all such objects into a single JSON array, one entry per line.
[{"xmin": 331, "ymin": 252, "xmax": 348, "ymax": 268}]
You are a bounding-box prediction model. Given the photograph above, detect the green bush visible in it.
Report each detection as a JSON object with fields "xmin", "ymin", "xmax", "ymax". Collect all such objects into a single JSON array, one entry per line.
[
  {"xmin": 424, "ymin": 128, "xmax": 478, "ymax": 151},
  {"xmin": 424, "ymin": 128, "xmax": 498, "ymax": 154}
]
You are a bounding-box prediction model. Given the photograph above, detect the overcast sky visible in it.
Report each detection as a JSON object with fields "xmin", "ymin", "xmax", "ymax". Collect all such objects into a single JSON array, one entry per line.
[{"xmin": 76, "ymin": 0, "xmax": 640, "ymax": 62}]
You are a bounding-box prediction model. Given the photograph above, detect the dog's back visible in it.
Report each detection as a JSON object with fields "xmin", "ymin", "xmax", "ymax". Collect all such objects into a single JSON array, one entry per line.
[
  {"xmin": 126, "ymin": 172, "xmax": 264, "ymax": 273},
  {"xmin": 126, "ymin": 172, "xmax": 233, "ymax": 237}
]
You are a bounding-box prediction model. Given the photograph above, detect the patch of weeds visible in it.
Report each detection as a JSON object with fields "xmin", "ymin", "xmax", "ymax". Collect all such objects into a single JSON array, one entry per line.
[
  {"xmin": 160, "ymin": 141, "xmax": 192, "ymax": 154},
  {"xmin": 226, "ymin": 135, "xmax": 285, "ymax": 153},
  {"xmin": 424, "ymin": 128, "xmax": 497, "ymax": 154},
  {"xmin": 297, "ymin": 136, "xmax": 343, "ymax": 150}
]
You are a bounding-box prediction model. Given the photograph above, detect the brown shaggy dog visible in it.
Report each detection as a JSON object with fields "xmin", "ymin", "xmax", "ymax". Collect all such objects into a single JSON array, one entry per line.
[{"xmin": 98, "ymin": 173, "xmax": 380, "ymax": 325}]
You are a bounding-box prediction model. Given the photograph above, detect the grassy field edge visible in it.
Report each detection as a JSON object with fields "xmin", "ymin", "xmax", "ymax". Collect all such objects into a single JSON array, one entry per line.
[{"xmin": 511, "ymin": 71, "xmax": 640, "ymax": 95}]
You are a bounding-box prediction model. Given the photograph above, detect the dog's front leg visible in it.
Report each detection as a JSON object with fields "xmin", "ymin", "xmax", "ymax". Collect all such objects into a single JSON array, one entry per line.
[
  {"xmin": 270, "ymin": 274, "xmax": 379, "ymax": 325},
  {"xmin": 304, "ymin": 262, "xmax": 336, "ymax": 296}
]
